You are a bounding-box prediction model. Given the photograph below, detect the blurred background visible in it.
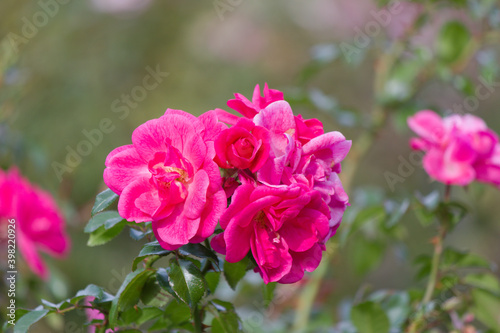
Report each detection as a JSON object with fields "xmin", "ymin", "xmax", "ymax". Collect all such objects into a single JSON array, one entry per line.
[{"xmin": 1, "ymin": 0, "xmax": 500, "ymax": 331}]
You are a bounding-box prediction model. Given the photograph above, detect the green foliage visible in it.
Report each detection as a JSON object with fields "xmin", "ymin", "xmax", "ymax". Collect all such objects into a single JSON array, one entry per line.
[
  {"xmin": 352, "ymin": 239, "xmax": 386, "ymax": 275},
  {"xmin": 91, "ymin": 188, "xmax": 118, "ymax": 216},
  {"xmin": 179, "ymin": 243, "xmax": 220, "ymax": 267},
  {"xmin": 471, "ymin": 289, "xmax": 500, "ymax": 331},
  {"xmin": 87, "ymin": 220, "xmax": 125, "ymax": 247},
  {"xmin": 223, "ymin": 256, "xmax": 251, "ymax": 290},
  {"xmin": 262, "ymin": 282, "xmax": 277, "ymax": 307},
  {"xmin": 109, "ymin": 268, "xmax": 155, "ymax": 326},
  {"xmin": 85, "ymin": 211, "xmax": 124, "ymax": 233},
  {"xmin": 205, "ymin": 271, "xmax": 221, "ymax": 294},
  {"xmin": 166, "ymin": 259, "xmax": 207, "ymax": 308},
  {"xmin": 13, "ymin": 308, "xmax": 50, "ymax": 333},
  {"xmin": 436, "ymin": 21, "xmax": 471, "ymax": 64},
  {"xmin": 350, "ymin": 301, "xmax": 390, "ymax": 333},
  {"xmin": 210, "ymin": 300, "xmax": 244, "ymax": 333}
]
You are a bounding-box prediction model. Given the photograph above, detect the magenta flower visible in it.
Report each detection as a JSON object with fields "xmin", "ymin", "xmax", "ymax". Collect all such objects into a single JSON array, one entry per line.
[
  {"xmin": 0, "ymin": 168, "xmax": 70, "ymax": 279},
  {"xmin": 214, "ymin": 118, "xmax": 270, "ymax": 172},
  {"xmin": 250, "ymin": 100, "xmax": 351, "ymax": 237},
  {"xmin": 408, "ymin": 110, "xmax": 500, "ymax": 187},
  {"xmin": 295, "ymin": 114, "xmax": 324, "ymax": 145},
  {"xmin": 227, "ymin": 83, "xmax": 284, "ymax": 119},
  {"xmin": 103, "ymin": 109, "xmax": 227, "ymax": 250},
  {"xmin": 211, "ymin": 182, "xmax": 330, "ymax": 284}
]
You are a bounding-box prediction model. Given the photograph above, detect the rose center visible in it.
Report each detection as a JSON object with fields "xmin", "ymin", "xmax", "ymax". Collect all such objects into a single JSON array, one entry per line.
[{"xmin": 234, "ymin": 138, "xmax": 254, "ymax": 159}]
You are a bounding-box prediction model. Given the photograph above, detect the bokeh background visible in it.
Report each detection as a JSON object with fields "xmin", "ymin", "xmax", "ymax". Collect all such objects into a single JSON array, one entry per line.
[{"xmin": 1, "ymin": 0, "xmax": 500, "ymax": 331}]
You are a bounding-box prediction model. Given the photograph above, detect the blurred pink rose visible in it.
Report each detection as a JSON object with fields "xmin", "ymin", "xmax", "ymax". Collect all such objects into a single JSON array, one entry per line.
[
  {"xmin": 85, "ymin": 297, "xmax": 115, "ymax": 333},
  {"xmin": 408, "ymin": 110, "xmax": 500, "ymax": 187},
  {"xmin": 0, "ymin": 168, "xmax": 70, "ymax": 279}
]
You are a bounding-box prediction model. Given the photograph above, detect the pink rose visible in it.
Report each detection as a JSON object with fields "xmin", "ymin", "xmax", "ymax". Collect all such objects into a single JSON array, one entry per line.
[
  {"xmin": 0, "ymin": 168, "xmax": 70, "ymax": 279},
  {"xmin": 227, "ymin": 83, "xmax": 284, "ymax": 119},
  {"xmin": 214, "ymin": 118, "xmax": 270, "ymax": 172},
  {"xmin": 214, "ymin": 83, "xmax": 285, "ymax": 125},
  {"xmin": 408, "ymin": 110, "xmax": 500, "ymax": 187},
  {"xmin": 211, "ymin": 182, "xmax": 331, "ymax": 284},
  {"xmin": 252, "ymin": 101, "xmax": 351, "ymax": 236},
  {"xmin": 103, "ymin": 109, "xmax": 227, "ymax": 250},
  {"xmin": 295, "ymin": 114, "xmax": 324, "ymax": 145}
]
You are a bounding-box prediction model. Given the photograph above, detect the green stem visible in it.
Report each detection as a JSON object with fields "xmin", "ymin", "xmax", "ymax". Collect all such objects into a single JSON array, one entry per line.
[
  {"xmin": 423, "ymin": 185, "xmax": 450, "ymax": 303},
  {"xmin": 408, "ymin": 186, "xmax": 451, "ymax": 332},
  {"xmin": 422, "ymin": 228, "xmax": 444, "ymax": 304},
  {"xmin": 193, "ymin": 305, "xmax": 204, "ymax": 333}
]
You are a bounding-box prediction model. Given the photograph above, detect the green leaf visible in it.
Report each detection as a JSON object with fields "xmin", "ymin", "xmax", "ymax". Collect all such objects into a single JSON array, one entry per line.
[
  {"xmin": 14, "ymin": 309, "xmax": 50, "ymax": 333},
  {"xmin": 340, "ymin": 205, "xmax": 386, "ymax": 246},
  {"xmin": 385, "ymin": 199, "xmax": 410, "ymax": 228},
  {"xmin": 179, "ymin": 243, "xmax": 219, "ymax": 267},
  {"xmin": 471, "ymin": 289, "xmax": 500, "ymax": 331},
  {"xmin": 352, "ymin": 240, "xmax": 385, "ymax": 275},
  {"xmin": 157, "ymin": 268, "xmax": 181, "ymax": 302},
  {"xmin": 167, "ymin": 259, "xmax": 207, "ymax": 308},
  {"xmin": 132, "ymin": 240, "xmax": 171, "ymax": 273},
  {"xmin": 351, "ymin": 301, "xmax": 390, "ymax": 333},
  {"xmin": 465, "ymin": 273, "xmax": 500, "ymax": 293},
  {"xmin": 129, "ymin": 227, "xmax": 152, "ymax": 241},
  {"xmin": 164, "ymin": 300, "xmax": 192, "ymax": 325},
  {"xmin": 139, "ymin": 240, "xmax": 170, "ymax": 257},
  {"xmin": 119, "ymin": 307, "xmax": 143, "ymax": 326},
  {"xmin": 262, "ymin": 282, "xmax": 277, "ymax": 307},
  {"xmin": 382, "ymin": 292, "xmax": 410, "ymax": 330},
  {"xmin": 205, "ymin": 271, "xmax": 221, "ymax": 294},
  {"xmin": 136, "ymin": 307, "xmax": 163, "ymax": 325},
  {"xmin": 436, "ymin": 21, "xmax": 470, "ymax": 64},
  {"xmin": 140, "ymin": 275, "xmax": 169, "ymax": 307},
  {"xmin": 132, "ymin": 254, "xmax": 161, "ymax": 271},
  {"xmin": 210, "ymin": 300, "xmax": 243, "ymax": 333},
  {"xmin": 224, "ymin": 257, "xmax": 250, "ymax": 290},
  {"xmin": 91, "ymin": 188, "xmax": 118, "ymax": 216},
  {"xmin": 414, "ymin": 254, "xmax": 432, "ymax": 281},
  {"xmin": 87, "ymin": 220, "xmax": 125, "ymax": 247},
  {"xmin": 108, "ymin": 268, "xmax": 155, "ymax": 326},
  {"xmin": 436, "ymin": 201, "xmax": 468, "ymax": 230},
  {"xmin": 85, "ymin": 211, "xmax": 123, "ymax": 233}
]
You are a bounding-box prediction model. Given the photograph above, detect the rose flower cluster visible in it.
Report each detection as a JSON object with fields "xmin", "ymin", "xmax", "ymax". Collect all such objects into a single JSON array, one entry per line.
[
  {"xmin": 104, "ymin": 84, "xmax": 351, "ymax": 284},
  {"xmin": 408, "ymin": 110, "xmax": 500, "ymax": 188}
]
